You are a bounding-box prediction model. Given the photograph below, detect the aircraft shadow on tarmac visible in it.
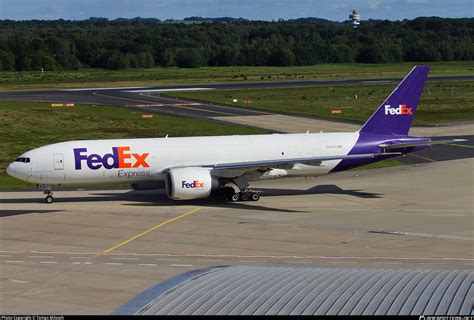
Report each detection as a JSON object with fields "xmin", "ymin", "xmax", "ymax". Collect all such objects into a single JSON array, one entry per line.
[
  {"xmin": 2, "ymin": 184, "xmax": 382, "ymax": 215},
  {"xmin": 255, "ymin": 184, "xmax": 383, "ymax": 199},
  {"xmin": 0, "ymin": 209, "xmax": 66, "ymax": 218}
]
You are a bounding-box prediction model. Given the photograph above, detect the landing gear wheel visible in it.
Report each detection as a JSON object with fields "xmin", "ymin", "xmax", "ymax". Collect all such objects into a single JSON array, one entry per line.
[
  {"xmin": 230, "ymin": 193, "xmax": 240, "ymax": 202},
  {"xmin": 241, "ymin": 192, "xmax": 251, "ymax": 201},
  {"xmin": 251, "ymin": 192, "xmax": 260, "ymax": 201},
  {"xmin": 45, "ymin": 195, "xmax": 54, "ymax": 204}
]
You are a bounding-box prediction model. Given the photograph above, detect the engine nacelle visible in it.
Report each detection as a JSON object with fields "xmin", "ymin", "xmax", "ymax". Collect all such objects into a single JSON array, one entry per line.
[{"xmin": 165, "ymin": 167, "xmax": 217, "ymax": 200}]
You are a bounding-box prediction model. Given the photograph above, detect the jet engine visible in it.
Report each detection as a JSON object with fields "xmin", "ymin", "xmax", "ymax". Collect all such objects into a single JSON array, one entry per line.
[{"xmin": 165, "ymin": 167, "xmax": 217, "ymax": 200}]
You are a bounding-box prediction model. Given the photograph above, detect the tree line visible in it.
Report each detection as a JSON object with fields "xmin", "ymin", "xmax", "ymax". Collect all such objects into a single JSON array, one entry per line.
[{"xmin": 0, "ymin": 17, "xmax": 472, "ymax": 71}]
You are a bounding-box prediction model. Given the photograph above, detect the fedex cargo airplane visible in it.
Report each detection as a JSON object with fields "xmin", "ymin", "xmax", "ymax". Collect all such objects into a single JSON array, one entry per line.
[{"xmin": 6, "ymin": 66, "xmax": 464, "ymax": 203}]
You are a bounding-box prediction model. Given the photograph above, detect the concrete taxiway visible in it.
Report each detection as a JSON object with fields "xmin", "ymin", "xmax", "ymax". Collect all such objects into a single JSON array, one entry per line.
[{"xmin": 1, "ymin": 158, "xmax": 473, "ymax": 314}]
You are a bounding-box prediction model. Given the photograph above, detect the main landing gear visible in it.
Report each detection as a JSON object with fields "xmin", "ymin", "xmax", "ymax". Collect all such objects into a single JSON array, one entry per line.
[{"xmin": 226, "ymin": 189, "xmax": 260, "ymax": 202}]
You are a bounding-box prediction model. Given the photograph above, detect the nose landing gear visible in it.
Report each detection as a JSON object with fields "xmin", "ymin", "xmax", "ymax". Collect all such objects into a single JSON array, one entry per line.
[
  {"xmin": 44, "ymin": 190, "xmax": 54, "ymax": 203},
  {"xmin": 38, "ymin": 184, "xmax": 54, "ymax": 203}
]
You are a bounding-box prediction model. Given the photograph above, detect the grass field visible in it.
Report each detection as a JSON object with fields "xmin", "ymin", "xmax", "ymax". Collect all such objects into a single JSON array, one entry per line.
[
  {"xmin": 0, "ymin": 102, "xmax": 267, "ymax": 189},
  {"xmin": 1, "ymin": 61, "xmax": 473, "ymax": 91},
  {"xmin": 172, "ymin": 80, "xmax": 474, "ymax": 125}
]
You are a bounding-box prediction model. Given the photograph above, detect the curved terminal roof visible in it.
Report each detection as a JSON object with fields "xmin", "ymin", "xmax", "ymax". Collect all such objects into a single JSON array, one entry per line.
[{"xmin": 114, "ymin": 266, "xmax": 473, "ymax": 315}]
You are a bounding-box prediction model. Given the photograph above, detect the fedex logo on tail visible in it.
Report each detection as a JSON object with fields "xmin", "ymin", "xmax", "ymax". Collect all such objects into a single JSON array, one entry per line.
[
  {"xmin": 74, "ymin": 147, "xmax": 150, "ymax": 170},
  {"xmin": 384, "ymin": 104, "xmax": 413, "ymax": 115},
  {"xmin": 182, "ymin": 180, "xmax": 205, "ymax": 189}
]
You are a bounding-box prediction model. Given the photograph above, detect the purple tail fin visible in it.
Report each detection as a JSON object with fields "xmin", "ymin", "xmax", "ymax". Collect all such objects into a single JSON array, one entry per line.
[{"xmin": 360, "ymin": 65, "xmax": 430, "ymax": 135}]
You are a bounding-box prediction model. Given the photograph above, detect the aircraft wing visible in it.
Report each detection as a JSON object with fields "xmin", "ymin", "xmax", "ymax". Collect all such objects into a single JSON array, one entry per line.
[
  {"xmin": 202, "ymin": 152, "xmax": 401, "ymax": 170},
  {"xmin": 379, "ymin": 139, "xmax": 467, "ymax": 150}
]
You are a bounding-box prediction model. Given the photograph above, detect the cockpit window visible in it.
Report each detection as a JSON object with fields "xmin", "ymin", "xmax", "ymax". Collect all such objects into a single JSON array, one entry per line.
[{"xmin": 15, "ymin": 157, "xmax": 30, "ymax": 163}]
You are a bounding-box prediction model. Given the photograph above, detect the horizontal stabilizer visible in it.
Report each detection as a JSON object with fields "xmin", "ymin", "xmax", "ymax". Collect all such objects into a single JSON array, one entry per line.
[{"xmin": 379, "ymin": 139, "xmax": 467, "ymax": 150}]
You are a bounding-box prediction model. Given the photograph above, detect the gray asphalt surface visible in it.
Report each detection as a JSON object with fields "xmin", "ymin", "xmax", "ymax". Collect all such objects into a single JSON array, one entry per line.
[
  {"xmin": 401, "ymin": 135, "xmax": 473, "ymax": 164},
  {"xmin": 1, "ymin": 158, "xmax": 473, "ymax": 313}
]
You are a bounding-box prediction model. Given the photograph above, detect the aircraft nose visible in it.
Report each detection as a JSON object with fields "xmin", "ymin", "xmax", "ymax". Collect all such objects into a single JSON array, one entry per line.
[{"xmin": 6, "ymin": 163, "xmax": 17, "ymax": 178}]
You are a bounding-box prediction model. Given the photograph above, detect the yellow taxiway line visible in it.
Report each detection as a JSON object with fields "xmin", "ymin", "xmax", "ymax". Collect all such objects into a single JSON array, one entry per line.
[
  {"xmin": 449, "ymin": 143, "xmax": 474, "ymax": 149},
  {"xmin": 102, "ymin": 207, "xmax": 203, "ymax": 254},
  {"xmin": 408, "ymin": 153, "xmax": 436, "ymax": 162}
]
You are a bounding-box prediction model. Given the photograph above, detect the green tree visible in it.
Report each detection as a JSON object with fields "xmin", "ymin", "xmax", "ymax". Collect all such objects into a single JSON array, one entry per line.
[
  {"xmin": 0, "ymin": 51, "xmax": 15, "ymax": 71},
  {"xmin": 175, "ymin": 48, "xmax": 202, "ymax": 68},
  {"xmin": 0, "ymin": 17, "xmax": 471, "ymax": 70},
  {"xmin": 439, "ymin": 42, "xmax": 454, "ymax": 61},
  {"xmin": 211, "ymin": 45, "xmax": 239, "ymax": 66},
  {"xmin": 268, "ymin": 48, "xmax": 295, "ymax": 66},
  {"xmin": 106, "ymin": 51, "xmax": 130, "ymax": 69},
  {"xmin": 156, "ymin": 48, "xmax": 175, "ymax": 67},
  {"xmin": 137, "ymin": 52, "xmax": 155, "ymax": 68},
  {"xmin": 356, "ymin": 45, "xmax": 388, "ymax": 63},
  {"xmin": 31, "ymin": 51, "xmax": 57, "ymax": 71},
  {"xmin": 16, "ymin": 55, "xmax": 32, "ymax": 71},
  {"xmin": 389, "ymin": 45, "xmax": 403, "ymax": 63}
]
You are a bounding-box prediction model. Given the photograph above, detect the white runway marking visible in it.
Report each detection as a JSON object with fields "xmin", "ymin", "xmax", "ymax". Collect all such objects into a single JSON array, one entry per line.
[
  {"xmin": 1, "ymin": 250, "xmax": 472, "ymax": 263},
  {"xmin": 124, "ymin": 88, "xmax": 214, "ymax": 93},
  {"xmin": 197, "ymin": 259, "xmax": 225, "ymax": 262},
  {"xmin": 171, "ymin": 264, "xmax": 194, "ymax": 267},
  {"xmin": 360, "ymin": 80, "xmax": 394, "ymax": 84},
  {"xmin": 40, "ymin": 261, "xmax": 57, "ymax": 264},
  {"xmin": 370, "ymin": 230, "xmax": 474, "ymax": 241},
  {"xmin": 63, "ymin": 87, "xmax": 145, "ymax": 91},
  {"xmin": 105, "ymin": 263, "xmax": 123, "ymax": 266},
  {"xmin": 112, "ymin": 257, "xmax": 138, "ymax": 261},
  {"xmin": 139, "ymin": 263, "xmax": 157, "ymax": 266},
  {"xmin": 29, "ymin": 256, "xmax": 54, "ymax": 259},
  {"xmin": 30, "ymin": 250, "xmax": 99, "ymax": 256},
  {"xmin": 0, "ymin": 255, "xmax": 12, "ymax": 257},
  {"xmin": 9, "ymin": 279, "xmax": 29, "ymax": 284},
  {"xmin": 6, "ymin": 261, "xmax": 24, "ymax": 263}
]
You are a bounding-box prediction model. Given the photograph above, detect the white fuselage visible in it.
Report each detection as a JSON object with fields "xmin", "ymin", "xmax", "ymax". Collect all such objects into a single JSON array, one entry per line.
[{"xmin": 7, "ymin": 132, "xmax": 359, "ymax": 185}]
